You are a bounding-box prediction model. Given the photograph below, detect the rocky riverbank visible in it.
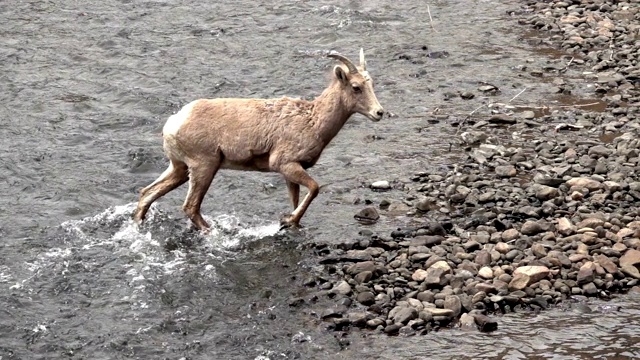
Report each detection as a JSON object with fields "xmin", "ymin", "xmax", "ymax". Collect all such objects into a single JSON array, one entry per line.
[{"xmin": 298, "ymin": 0, "xmax": 640, "ymax": 336}]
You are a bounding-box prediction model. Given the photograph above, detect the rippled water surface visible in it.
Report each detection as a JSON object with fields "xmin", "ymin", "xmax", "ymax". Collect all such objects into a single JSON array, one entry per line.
[{"xmin": 1, "ymin": 0, "xmax": 639, "ymax": 359}]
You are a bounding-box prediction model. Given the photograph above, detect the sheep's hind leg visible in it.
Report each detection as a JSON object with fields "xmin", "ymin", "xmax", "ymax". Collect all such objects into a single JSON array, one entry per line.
[
  {"xmin": 134, "ymin": 160, "xmax": 189, "ymax": 224},
  {"xmin": 182, "ymin": 156, "xmax": 221, "ymax": 231},
  {"xmin": 286, "ymin": 180, "xmax": 300, "ymax": 209},
  {"xmin": 279, "ymin": 163, "xmax": 319, "ymax": 228}
]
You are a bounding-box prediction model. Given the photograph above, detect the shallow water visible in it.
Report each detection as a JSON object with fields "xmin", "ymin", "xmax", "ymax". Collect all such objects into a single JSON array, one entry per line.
[{"xmin": 1, "ymin": 0, "xmax": 639, "ymax": 359}]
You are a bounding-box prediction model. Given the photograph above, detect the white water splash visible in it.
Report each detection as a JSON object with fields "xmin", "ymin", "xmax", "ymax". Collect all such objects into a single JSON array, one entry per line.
[
  {"xmin": 13, "ymin": 204, "xmax": 281, "ymax": 297},
  {"xmin": 203, "ymin": 214, "xmax": 281, "ymax": 250},
  {"xmin": 254, "ymin": 351, "xmax": 288, "ymax": 360},
  {"xmin": 0, "ymin": 265, "xmax": 12, "ymax": 283}
]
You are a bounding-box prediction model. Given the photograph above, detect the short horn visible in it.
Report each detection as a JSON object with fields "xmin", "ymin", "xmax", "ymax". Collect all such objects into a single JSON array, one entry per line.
[
  {"xmin": 359, "ymin": 48, "xmax": 367, "ymax": 71},
  {"xmin": 327, "ymin": 51, "xmax": 358, "ymax": 73}
]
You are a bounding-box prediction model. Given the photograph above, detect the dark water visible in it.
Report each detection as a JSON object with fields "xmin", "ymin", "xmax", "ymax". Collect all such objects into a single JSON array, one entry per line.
[{"xmin": 1, "ymin": 0, "xmax": 639, "ymax": 359}]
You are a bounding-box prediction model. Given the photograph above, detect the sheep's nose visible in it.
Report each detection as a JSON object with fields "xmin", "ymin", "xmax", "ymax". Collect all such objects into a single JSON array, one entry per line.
[{"xmin": 376, "ymin": 109, "xmax": 385, "ymax": 117}]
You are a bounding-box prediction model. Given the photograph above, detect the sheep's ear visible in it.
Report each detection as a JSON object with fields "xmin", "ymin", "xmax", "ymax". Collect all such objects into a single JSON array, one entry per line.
[{"xmin": 334, "ymin": 65, "xmax": 349, "ymax": 85}]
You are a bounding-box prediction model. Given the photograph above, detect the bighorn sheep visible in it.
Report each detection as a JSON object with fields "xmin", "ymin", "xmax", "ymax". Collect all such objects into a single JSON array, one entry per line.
[{"xmin": 133, "ymin": 49, "xmax": 384, "ymax": 231}]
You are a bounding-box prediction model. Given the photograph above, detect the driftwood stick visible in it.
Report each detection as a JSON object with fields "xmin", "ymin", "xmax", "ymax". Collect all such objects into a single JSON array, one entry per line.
[
  {"xmin": 508, "ymin": 87, "xmax": 527, "ymax": 103},
  {"xmin": 427, "ymin": 5, "xmax": 438, "ymax": 33},
  {"xmin": 454, "ymin": 103, "xmax": 487, "ymax": 136}
]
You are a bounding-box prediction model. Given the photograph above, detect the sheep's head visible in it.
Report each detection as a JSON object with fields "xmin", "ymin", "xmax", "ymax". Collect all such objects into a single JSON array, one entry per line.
[{"xmin": 328, "ymin": 49, "xmax": 385, "ymax": 122}]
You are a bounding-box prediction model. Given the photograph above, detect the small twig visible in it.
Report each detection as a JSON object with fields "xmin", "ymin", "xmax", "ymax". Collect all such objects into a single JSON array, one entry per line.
[
  {"xmin": 559, "ymin": 57, "xmax": 574, "ymax": 73},
  {"xmin": 565, "ymin": 57, "xmax": 574, "ymax": 68},
  {"xmin": 454, "ymin": 103, "xmax": 488, "ymax": 136},
  {"xmin": 508, "ymin": 87, "xmax": 527, "ymax": 104},
  {"xmin": 492, "ymin": 101, "xmax": 601, "ymax": 110},
  {"xmin": 427, "ymin": 5, "xmax": 438, "ymax": 33}
]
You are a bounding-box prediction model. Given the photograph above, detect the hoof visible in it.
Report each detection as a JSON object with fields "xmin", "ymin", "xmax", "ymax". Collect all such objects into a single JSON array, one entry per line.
[
  {"xmin": 279, "ymin": 214, "xmax": 301, "ymax": 230},
  {"xmin": 132, "ymin": 213, "xmax": 143, "ymax": 226}
]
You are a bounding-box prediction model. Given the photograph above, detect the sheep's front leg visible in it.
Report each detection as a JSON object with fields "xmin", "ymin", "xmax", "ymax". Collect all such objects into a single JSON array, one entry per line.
[
  {"xmin": 286, "ymin": 180, "xmax": 300, "ymax": 209},
  {"xmin": 279, "ymin": 163, "xmax": 318, "ymax": 227}
]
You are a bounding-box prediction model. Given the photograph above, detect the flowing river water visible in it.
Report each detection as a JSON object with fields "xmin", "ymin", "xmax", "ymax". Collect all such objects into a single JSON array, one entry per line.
[{"xmin": 1, "ymin": 0, "xmax": 639, "ymax": 359}]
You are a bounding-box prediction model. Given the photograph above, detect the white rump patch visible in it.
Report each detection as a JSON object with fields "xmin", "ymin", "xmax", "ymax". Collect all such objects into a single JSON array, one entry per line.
[{"xmin": 163, "ymin": 101, "xmax": 197, "ymax": 137}]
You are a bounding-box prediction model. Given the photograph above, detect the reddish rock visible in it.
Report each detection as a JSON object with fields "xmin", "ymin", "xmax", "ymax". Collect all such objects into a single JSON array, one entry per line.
[
  {"xmin": 620, "ymin": 249, "xmax": 640, "ymax": 268},
  {"xmin": 513, "ymin": 265, "xmax": 550, "ymax": 284}
]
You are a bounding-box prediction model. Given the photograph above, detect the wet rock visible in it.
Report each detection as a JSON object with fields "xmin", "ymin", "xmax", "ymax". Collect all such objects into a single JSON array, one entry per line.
[
  {"xmin": 478, "ymin": 84, "xmax": 498, "ymax": 93},
  {"xmin": 354, "ymin": 271, "xmax": 373, "ymax": 284},
  {"xmin": 348, "ymin": 312, "xmax": 368, "ymax": 327},
  {"xmin": 416, "ymin": 197, "xmax": 437, "ymax": 211},
  {"xmin": 459, "ymin": 91, "xmax": 475, "ymax": 100},
  {"xmin": 289, "ymin": 297, "xmax": 305, "ymax": 307},
  {"xmin": 367, "ymin": 318, "xmax": 385, "ymax": 328},
  {"xmin": 495, "ymin": 165, "xmax": 517, "ymax": 177},
  {"xmin": 411, "ymin": 235, "xmax": 444, "ymax": 247},
  {"xmin": 418, "ymin": 310, "xmax": 434, "ymax": 322},
  {"xmin": 577, "ymin": 262, "xmax": 596, "ymax": 285},
  {"xmin": 345, "ymin": 250, "xmax": 376, "ymax": 261},
  {"xmin": 488, "ymin": 114, "xmax": 516, "ymax": 124},
  {"xmin": 371, "ymin": 180, "xmax": 391, "ymax": 190},
  {"xmin": 393, "ymin": 307, "xmax": 418, "ymax": 325},
  {"xmin": 332, "ymin": 281, "xmax": 352, "ymax": 296},
  {"xmin": 356, "ymin": 291, "xmax": 375, "ymax": 305},
  {"xmin": 461, "ymin": 131, "xmax": 488, "ymax": 145},
  {"xmin": 384, "ymin": 324, "xmax": 402, "ymax": 334},
  {"xmin": 520, "ymin": 110, "xmax": 536, "ymax": 120},
  {"xmin": 399, "ymin": 325, "xmax": 416, "ymax": 336},
  {"xmin": 422, "ymin": 222, "xmax": 448, "ymax": 236},
  {"xmin": 354, "ymin": 207, "xmax": 380, "ymax": 223},
  {"xmin": 321, "ymin": 307, "xmax": 346, "ymax": 319},
  {"xmin": 459, "ymin": 313, "xmax": 476, "ymax": 330},
  {"xmin": 444, "ymin": 295, "xmax": 462, "ymax": 317},
  {"xmin": 473, "ymin": 313, "xmax": 498, "ymax": 332},
  {"xmin": 347, "ymin": 261, "xmax": 377, "ymax": 276},
  {"xmin": 423, "ymin": 308, "xmax": 454, "ymax": 318},
  {"xmin": 582, "ymin": 282, "xmax": 598, "ymax": 296}
]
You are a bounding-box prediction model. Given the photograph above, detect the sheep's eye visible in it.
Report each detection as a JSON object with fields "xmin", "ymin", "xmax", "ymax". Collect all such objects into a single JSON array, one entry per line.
[{"xmin": 352, "ymin": 85, "xmax": 362, "ymax": 93}]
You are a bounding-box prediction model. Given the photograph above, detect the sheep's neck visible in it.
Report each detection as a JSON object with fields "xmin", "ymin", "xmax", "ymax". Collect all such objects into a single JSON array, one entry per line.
[{"xmin": 311, "ymin": 83, "xmax": 353, "ymax": 144}]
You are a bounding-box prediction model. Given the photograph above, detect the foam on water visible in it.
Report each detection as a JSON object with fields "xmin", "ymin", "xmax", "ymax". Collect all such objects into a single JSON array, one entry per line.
[
  {"xmin": 0, "ymin": 265, "xmax": 12, "ymax": 283},
  {"xmin": 203, "ymin": 213, "xmax": 281, "ymax": 251},
  {"xmin": 12, "ymin": 204, "xmax": 282, "ymax": 296}
]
